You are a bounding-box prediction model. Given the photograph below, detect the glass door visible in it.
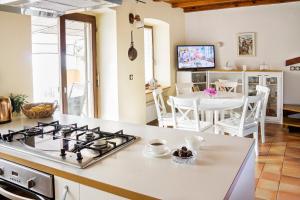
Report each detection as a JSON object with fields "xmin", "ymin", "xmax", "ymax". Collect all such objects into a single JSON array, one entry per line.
[
  {"xmin": 264, "ymin": 75, "xmax": 280, "ymax": 121},
  {"xmin": 246, "ymin": 73, "xmax": 261, "ymax": 96},
  {"xmin": 60, "ymin": 14, "xmax": 98, "ymax": 117}
]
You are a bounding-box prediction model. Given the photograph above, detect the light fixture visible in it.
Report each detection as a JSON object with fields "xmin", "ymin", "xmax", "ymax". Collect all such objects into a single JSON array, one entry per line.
[{"xmin": 129, "ymin": 13, "xmax": 144, "ymax": 29}]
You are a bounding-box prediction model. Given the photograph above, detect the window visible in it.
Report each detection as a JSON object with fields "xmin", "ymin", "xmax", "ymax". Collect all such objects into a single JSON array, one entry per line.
[
  {"xmin": 31, "ymin": 16, "xmax": 60, "ymax": 104},
  {"xmin": 144, "ymin": 26, "xmax": 154, "ymax": 84}
]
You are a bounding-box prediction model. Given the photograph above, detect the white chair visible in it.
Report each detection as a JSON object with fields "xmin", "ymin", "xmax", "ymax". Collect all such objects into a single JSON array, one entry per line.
[
  {"xmin": 169, "ymin": 96, "xmax": 212, "ymax": 132},
  {"xmin": 215, "ymin": 80, "xmax": 238, "ymax": 93},
  {"xmin": 176, "ymin": 83, "xmax": 194, "ymax": 95},
  {"xmin": 256, "ymin": 85, "xmax": 270, "ymax": 144},
  {"xmin": 216, "ymin": 95, "xmax": 263, "ymax": 156},
  {"xmin": 152, "ymin": 88, "xmax": 173, "ymax": 127},
  {"xmin": 215, "ymin": 80, "xmax": 239, "ymax": 118}
]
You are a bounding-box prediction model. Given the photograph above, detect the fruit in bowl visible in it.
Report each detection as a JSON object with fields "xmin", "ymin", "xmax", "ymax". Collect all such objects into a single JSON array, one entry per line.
[
  {"xmin": 22, "ymin": 102, "xmax": 57, "ymax": 119},
  {"xmin": 173, "ymin": 146, "xmax": 193, "ymax": 158},
  {"xmin": 29, "ymin": 104, "xmax": 52, "ymax": 112},
  {"xmin": 172, "ymin": 146, "xmax": 197, "ymax": 164}
]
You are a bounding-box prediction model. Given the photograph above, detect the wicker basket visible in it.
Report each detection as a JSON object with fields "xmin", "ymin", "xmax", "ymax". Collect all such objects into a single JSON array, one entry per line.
[{"xmin": 21, "ymin": 102, "xmax": 57, "ymax": 119}]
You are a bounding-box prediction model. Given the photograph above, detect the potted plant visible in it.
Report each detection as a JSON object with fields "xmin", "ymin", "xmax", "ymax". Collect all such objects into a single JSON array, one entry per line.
[{"xmin": 9, "ymin": 93, "xmax": 28, "ymax": 115}]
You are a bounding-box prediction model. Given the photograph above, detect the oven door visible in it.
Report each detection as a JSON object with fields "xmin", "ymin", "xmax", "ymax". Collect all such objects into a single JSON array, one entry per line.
[{"xmin": 0, "ymin": 180, "xmax": 49, "ymax": 200}]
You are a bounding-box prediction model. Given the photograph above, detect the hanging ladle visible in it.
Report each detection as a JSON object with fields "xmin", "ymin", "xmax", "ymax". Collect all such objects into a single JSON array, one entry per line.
[{"xmin": 128, "ymin": 31, "xmax": 137, "ymax": 61}]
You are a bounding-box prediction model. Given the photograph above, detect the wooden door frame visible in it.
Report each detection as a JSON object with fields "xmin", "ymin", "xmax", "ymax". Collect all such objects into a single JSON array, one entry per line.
[{"xmin": 59, "ymin": 13, "xmax": 98, "ymax": 117}]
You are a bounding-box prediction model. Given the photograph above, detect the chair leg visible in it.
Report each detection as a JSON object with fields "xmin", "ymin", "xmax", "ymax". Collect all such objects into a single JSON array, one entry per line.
[
  {"xmin": 253, "ymin": 131, "xmax": 259, "ymax": 156},
  {"xmin": 261, "ymin": 119, "xmax": 265, "ymax": 144}
]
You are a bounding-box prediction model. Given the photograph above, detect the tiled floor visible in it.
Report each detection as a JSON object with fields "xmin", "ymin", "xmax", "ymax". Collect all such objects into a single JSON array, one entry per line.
[
  {"xmin": 147, "ymin": 121, "xmax": 300, "ymax": 200},
  {"xmin": 255, "ymin": 124, "xmax": 300, "ymax": 200}
]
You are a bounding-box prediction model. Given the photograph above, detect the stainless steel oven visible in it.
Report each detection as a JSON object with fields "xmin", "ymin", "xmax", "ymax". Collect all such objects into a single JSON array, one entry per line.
[{"xmin": 0, "ymin": 159, "xmax": 54, "ymax": 200}]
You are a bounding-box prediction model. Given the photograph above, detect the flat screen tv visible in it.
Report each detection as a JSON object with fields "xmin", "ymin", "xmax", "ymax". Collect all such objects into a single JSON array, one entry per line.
[{"xmin": 177, "ymin": 45, "xmax": 215, "ymax": 70}]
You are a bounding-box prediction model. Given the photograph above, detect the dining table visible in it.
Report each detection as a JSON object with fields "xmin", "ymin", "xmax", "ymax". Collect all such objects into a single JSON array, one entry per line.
[{"xmin": 167, "ymin": 91, "xmax": 245, "ymax": 134}]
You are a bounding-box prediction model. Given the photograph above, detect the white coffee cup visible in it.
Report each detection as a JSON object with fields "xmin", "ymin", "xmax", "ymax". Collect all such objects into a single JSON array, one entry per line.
[
  {"xmin": 185, "ymin": 136, "xmax": 205, "ymax": 150},
  {"xmin": 147, "ymin": 139, "xmax": 167, "ymax": 154}
]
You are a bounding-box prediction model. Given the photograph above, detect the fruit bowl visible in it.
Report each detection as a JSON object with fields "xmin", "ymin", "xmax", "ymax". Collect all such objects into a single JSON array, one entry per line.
[
  {"xmin": 171, "ymin": 146, "xmax": 197, "ymax": 164},
  {"xmin": 22, "ymin": 102, "xmax": 57, "ymax": 119}
]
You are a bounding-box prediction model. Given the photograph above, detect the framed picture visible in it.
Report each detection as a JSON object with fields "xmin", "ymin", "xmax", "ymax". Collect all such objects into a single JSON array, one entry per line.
[{"xmin": 237, "ymin": 32, "xmax": 256, "ymax": 56}]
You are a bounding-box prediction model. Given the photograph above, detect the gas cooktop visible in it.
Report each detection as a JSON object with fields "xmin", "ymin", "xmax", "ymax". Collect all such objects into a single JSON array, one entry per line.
[{"xmin": 0, "ymin": 121, "xmax": 138, "ymax": 168}]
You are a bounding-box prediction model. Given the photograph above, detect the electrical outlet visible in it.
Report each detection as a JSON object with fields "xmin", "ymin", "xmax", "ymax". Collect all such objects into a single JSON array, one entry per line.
[{"xmin": 129, "ymin": 74, "xmax": 134, "ymax": 80}]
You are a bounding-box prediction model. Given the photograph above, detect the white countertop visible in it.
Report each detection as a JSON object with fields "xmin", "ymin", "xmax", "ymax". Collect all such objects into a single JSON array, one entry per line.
[{"xmin": 0, "ymin": 115, "xmax": 254, "ymax": 200}]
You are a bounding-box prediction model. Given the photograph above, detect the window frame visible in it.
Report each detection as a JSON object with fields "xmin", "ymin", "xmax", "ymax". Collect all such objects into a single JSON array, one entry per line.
[{"xmin": 144, "ymin": 25, "xmax": 155, "ymax": 86}]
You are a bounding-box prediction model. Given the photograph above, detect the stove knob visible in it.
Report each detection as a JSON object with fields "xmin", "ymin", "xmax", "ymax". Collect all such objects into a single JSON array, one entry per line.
[
  {"xmin": 76, "ymin": 152, "xmax": 83, "ymax": 161},
  {"xmin": 0, "ymin": 168, "xmax": 4, "ymax": 175},
  {"xmin": 60, "ymin": 149, "xmax": 66, "ymax": 157},
  {"xmin": 7, "ymin": 135, "xmax": 13, "ymax": 142},
  {"xmin": 27, "ymin": 178, "xmax": 35, "ymax": 189}
]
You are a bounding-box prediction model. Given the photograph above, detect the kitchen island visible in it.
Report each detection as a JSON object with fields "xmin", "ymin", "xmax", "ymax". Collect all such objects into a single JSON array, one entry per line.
[{"xmin": 0, "ymin": 115, "xmax": 255, "ymax": 200}]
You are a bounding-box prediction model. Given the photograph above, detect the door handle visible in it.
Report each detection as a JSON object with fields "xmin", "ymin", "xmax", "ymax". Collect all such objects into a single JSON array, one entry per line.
[
  {"xmin": 0, "ymin": 186, "xmax": 35, "ymax": 200},
  {"xmin": 64, "ymin": 87, "xmax": 67, "ymax": 94},
  {"xmin": 61, "ymin": 185, "xmax": 69, "ymax": 200}
]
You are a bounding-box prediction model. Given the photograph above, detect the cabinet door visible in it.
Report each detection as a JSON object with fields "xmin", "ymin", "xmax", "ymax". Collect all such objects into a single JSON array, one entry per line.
[
  {"xmin": 245, "ymin": 73, "xmax": 262, "ymax": 96},
  {"xmin": 80, "ymin": 184, "xmax": 128, "ymax": 200},
  {"xmin": 192, "ymin": 72, "xmax": 207, "ymax": 91},
  {"xmin": 55, "ymin": 176, "xmax": 80, "ymax": 200},
  {"xmin": 263, "ymin": 75, "xmax": 282, "ymax": 122}
]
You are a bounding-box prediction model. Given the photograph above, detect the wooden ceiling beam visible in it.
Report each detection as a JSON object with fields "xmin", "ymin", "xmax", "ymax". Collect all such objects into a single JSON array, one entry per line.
[
  {"xmin": 172, "ymin": 0, "xmax": 249, "ymax": 8},
  {"xmin": 183, "ymin": 0, "xmax": 300, "ymax": 12}
]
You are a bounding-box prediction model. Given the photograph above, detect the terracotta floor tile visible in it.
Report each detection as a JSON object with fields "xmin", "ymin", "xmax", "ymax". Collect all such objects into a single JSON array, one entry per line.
[
  {"xmin": 269, "ymin": 145, "xmax": 286, "ymax": 156},
  {"xmin": 258, "ymin": 155, "xmax": 284, "ymax": 164},
  {"xmin": 263, "ymin": 164, "xmax": 282, "ymax": 175},
  {"xmin": 279, "ymin": 182, "xmax": 300, "ymax": 195},
  {"xmin": 260, "ymin": 144, "xmax": 271, "ymax": 155},
  {"xmin": 285, "ymin": 147, "xmax": 300, "ymax": 159},
  {"xmin": 284, "ymin": 157, "xmax": 300, "ymax": 165},
  {"xmin": 280, "ymin": 175, "xmax": 300, "ymax": 186},
  {"xmin": 271, "ymin": 142, "xmax": 287, "ymax": 146},
  {"xmin": 255, "ymin": 188, "xmax": 277, "ymax": 200},
  {"xmin": 256, "ymin": 163, "xmax": 265, "ymax": 178},
  {"xmin": 282, "ymin": 163, "xmax": 300, "ymax": 178},
  {"xmin": 287, "ymin": 142, "xmax": 300, "ymax": 149},
  {"xmin": 260, "ymin": 172, "xmax": 281, "ymax": 182},
  {"xmin": 257, "ymin": 179, "xmax": 279, "ymax": 191},
  {"xmin": 277, "ymin": 191, "xmax": 300, "ymax": 200}
]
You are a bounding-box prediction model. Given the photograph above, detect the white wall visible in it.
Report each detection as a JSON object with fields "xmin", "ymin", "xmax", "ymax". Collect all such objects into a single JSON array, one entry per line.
[
  {"xmin": 0, "ymin": 11, "xmax": 33, "ymax": 100},
  {"xmin": 185, "ymin": 2, "xmax": 300, "ymax": 104},
  {"xmin": 95, "ymin": 10, "xmax": 119, "ymax": 121},
  {"xmin": 114, "ymin": 1, "xmax": 185, "ymax": 124}
]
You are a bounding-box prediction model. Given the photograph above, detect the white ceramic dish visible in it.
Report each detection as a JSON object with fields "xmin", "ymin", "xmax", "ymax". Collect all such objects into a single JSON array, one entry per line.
[
  {"xmin": 185, "ymin": 136, "xmax": 205, "ymax": 150},
  {"xmin": 147, "ymin": 139, "xmax": 168, "ymax": 154},
  {"xmin": 143, "ymin": 146, "xmax": 171, "ymax": 158},
  {"xmin": 171, "ymin": 149, "xmax": 197, "ymax": 164}
]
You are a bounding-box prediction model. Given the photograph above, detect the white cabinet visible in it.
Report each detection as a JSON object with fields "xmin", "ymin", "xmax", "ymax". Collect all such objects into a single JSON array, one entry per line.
[
  {"xmin": 207, "ymin": 71, "xmax": 244, "ymax": 93},
  {"xmin": 55, "ymin": 176, "xmax": 80, "ymax": 200},
  {"xmin": 55, "ymin": 176, "xmax": 127, "ymax": 200},
  {"xmin": 80, "ymin": 184, "xmax": 128, "ymax": 200},
  {"xmin": 177, "ymin": 70, "xmax": 283, "ymax": 123},
  {"xmin": 245, "ymin": 72, "xmax": 283, "ymax": 123},
  {"xmin": 177, "ymin": 71, "xmax": 207, "ymax": 91}
]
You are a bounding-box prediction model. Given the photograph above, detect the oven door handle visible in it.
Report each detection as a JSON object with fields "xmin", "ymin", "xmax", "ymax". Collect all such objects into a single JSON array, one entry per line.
[{"xmin": 0, "ymin": 186, "xmax": 35, "ymax": 200}]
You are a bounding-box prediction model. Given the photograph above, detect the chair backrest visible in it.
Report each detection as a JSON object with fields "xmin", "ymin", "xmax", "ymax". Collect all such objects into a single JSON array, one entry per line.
[
  {"xmin": 152, "ymin": 88, "xmax": 167, "ymax": 121},
  {"xmin": 215, "ymin": 80, "xmax": 238, "ymax": 93},
  {"xmin": 256, "ymin": 85, "xmax": 270, "ymax": 120},
  {"xmin": 176, "ymin": 83, "xmax": 194, "ymax": 95},
  {"xmin": 169, "ymin": 96, "xmax": 200, "ymax": 131},
  {"xmin": 238, "ymin": 94, "xmax": 263, "ymax": 135}
]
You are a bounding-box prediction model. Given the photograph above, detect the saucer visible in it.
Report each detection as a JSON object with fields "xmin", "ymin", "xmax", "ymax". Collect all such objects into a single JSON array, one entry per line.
[{"xmin": 143, "ymin": 146, "xmax": 171, "ymax": 158}]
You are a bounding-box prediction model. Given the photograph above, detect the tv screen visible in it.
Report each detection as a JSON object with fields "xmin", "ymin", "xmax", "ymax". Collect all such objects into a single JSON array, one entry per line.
[{"xmin": 177, "ymin": 45, "xmax": 215, "ymax": 70}]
